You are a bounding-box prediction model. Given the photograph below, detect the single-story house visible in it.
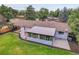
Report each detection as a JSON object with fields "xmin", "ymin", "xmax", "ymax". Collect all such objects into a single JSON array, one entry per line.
[{"xmin": 11, "ymin": 19, "xmax": 71, "ymax": 50}]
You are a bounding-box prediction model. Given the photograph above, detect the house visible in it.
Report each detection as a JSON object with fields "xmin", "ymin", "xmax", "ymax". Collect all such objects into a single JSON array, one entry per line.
[
  {"xmin": 47, "ymin": 17, "xmax": 66, "ymax": 22},
  {"xmin": 11, "ymin": 19, "xmax": 71, "ymax": 50},
  {"xmin": 16, "ymin": 15, "xmax": 25, "ymax": 19},
  {"xmin": 47, "ymin": 17, "xmax": 59, "ymax": 21}
]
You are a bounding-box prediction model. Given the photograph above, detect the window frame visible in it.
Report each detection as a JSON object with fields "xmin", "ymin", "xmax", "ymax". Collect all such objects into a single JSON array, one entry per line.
[{"xmin": 58, "ymin": 31, "xmax": 64, "ymax": 34}]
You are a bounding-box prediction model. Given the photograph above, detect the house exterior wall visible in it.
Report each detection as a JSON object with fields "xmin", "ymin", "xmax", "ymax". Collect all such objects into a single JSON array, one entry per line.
[
  {"xmin": 27, "ymin": 37, "xmax": 53, "ymax": 46},
  {"xmin": 20, "ymin": 27, "xmax": 26, "ymax": 39},
  {"xmin": 26, "ymin": 32, "xmax": 54, "ymax": 46},
  {"xmin": 21, "ymin": 27, "xmax": 69, "ymax": 40},
  {"xmin": 28, "ymin": 32, "xmax": 53, "ymax": 41},
  {"xmin": 55, "ymin": 31, "xmax": 68, "ymax": 40}
]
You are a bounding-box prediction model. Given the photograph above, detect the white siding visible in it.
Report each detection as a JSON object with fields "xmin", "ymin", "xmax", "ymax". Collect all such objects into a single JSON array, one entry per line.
[
  {"xmin": 55, "ymin": 31, "xmax": 68, "ymax": 40},
  {"xmin": 20, "ymin": 27, "xmax": 26, "ymax": 39}
]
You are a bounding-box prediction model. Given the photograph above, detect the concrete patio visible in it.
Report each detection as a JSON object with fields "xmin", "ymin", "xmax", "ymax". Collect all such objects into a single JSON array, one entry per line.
[
  {"xmin": 26, "ymin": 37, "xmax": 71, "ymax": 50},
  {"xmin": 53, "ymin": 39, "xmax": 71, "ymax": 50}
]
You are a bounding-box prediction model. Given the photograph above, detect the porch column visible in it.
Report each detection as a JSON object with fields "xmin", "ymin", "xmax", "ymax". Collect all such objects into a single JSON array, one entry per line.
[{"xmin": 38, "ymin": 34, "xmax": 40, "ymax": 39}]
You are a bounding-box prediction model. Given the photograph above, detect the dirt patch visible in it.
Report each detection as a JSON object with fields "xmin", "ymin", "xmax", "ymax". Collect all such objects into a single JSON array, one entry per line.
[{"xmin": 68, "ymin": 41, "xmax": 79, "ymax": 54}]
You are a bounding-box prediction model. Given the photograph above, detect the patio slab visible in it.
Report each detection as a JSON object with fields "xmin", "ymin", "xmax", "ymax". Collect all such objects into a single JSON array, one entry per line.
[{"xmin": 53, "ymin": 39, "xmax": 71, "ymax": 50}]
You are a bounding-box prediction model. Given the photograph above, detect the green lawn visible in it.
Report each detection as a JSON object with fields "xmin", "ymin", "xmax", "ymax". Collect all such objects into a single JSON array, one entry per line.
[{"xmin": 0, "ymin": 32, "xmax": 74, "ymax": 55}]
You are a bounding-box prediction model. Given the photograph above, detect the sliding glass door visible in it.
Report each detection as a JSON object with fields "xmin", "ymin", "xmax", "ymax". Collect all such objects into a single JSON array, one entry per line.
[
  {"xmin": 40, "ymin": 34, "xmax": 53, "ymax": 41},
  {"xmin": 28, "ymin": 32, "xmax": 53, "ymax": 41}
]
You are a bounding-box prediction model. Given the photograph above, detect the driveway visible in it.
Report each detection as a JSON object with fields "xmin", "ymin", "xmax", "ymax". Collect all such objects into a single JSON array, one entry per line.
[{"xmin": 53, "ymin": 39, "xmax": 71, "ymax": 50}]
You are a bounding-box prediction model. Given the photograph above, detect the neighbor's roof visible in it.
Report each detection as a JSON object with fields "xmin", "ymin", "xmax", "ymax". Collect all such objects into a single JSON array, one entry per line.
[
  {"xmin": 27, "ymin": 26, "xmax": 56, "ymax": 36},
  {"xmin": 11, "ymin": 18, "xmax": 71, "ymax": 32}
]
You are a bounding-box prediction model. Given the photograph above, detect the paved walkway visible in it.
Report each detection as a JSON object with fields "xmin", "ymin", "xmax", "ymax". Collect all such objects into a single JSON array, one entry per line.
[{"xmin": 53, "ymin": 39, "xmax": 71, "ymax": 50}]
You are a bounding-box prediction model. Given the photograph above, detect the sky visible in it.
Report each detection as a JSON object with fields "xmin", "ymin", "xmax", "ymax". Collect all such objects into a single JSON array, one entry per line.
[{"xmin": 2, "ymin": 4, "xmax": 79, "ymax": 11}]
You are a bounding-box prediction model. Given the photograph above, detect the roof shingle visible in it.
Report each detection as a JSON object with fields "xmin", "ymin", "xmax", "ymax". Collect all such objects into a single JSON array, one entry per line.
[{"xmin": 11, "ymin": 18, "xmax": 71, "ymax": 32}]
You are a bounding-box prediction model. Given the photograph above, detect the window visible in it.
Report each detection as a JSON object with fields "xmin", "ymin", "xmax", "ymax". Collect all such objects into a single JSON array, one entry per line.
[
  {"xmin": 28, "ymin": 32, "xmax": 32, "ymax": 37},
  {"xmin": 40, "ymin": 34, "xmax": 53, "ymax": 41},
  {"xmin": 46, "ymin": 36, "xmax": 53, "ymax": 41},
  {"xmin": 40, "ymin": 35, "xmax": 46, "ymax": 40},
  {"xmin": 28, "ymin": 33, "xmax": 53, "ymax": 41},
  {"xmin": 32, "ymin": 33, "xmax": 38, "ymax": 38},
  {"xmin": 28, "ymin": 32, "xmax": 38, "ymax": 38},
  {"xmin": 58, "ymin": 31, "xmax": 64, "ymax": 34}
]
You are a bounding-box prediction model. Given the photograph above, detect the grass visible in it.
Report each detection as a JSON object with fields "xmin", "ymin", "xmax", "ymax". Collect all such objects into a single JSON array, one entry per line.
[{"xmin": 0, "ymin": 32, "xmax": 75, "ymax": 55}]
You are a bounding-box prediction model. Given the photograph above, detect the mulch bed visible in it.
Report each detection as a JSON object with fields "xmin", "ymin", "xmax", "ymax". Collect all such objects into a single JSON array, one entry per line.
[{"xmin": 68, "ymin": 41, "xmax": 79, "ymax": 53}]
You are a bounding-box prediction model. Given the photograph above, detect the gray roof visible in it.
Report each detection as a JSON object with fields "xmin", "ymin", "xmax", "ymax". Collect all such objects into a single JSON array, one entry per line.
[{"xmin": 27, "ymin": 26, "xmax": 56, "ymax": 36}]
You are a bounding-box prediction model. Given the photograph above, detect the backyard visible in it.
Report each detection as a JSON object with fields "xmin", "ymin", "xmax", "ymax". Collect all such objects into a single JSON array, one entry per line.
[{"xmin": 0, "ymin": 32, "xmax": 75, "ymax": 55}]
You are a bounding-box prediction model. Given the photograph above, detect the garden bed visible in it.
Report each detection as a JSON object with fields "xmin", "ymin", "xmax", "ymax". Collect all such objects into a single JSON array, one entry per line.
[{"xmin": 68, "ymin": 41, "xmax": 79, "ymax": 53}]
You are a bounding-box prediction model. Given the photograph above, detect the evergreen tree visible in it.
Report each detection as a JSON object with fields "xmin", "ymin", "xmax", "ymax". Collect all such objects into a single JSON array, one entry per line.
[
  {"xmin": 25, "ymin": 5, "xmax": 36, "ymax": 20},
  {"xmin": 38, "ymin": 8, "xmax": 49, "ymax": 20}
]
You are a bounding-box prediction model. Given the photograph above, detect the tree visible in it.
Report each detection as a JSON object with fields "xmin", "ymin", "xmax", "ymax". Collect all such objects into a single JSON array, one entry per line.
[
  {"xmin": 35, "ymin": 11, "xmax": 39, "ymax": 18},
  {"xmin": 25, "ymin": 5, "xmax": 36, "ymax": 20},
  {"xmin": 18, "ymin": 10, "xmax": 25, "ymax": 15},
  {"xmin": 59, "ymin": 7, "xmax": 68, "ymax": 22},
  {"xmin": 49, "ymin": 9, "xmax": 60, "ymax": 17},
  {"xmin": 38, "ymin": 8, "xmax": 49, "ymax": 20},
  {"xmin": 54, "ymin": 8, "xmax": 60, "ymax": 17},
  {"xmin": 68, "ymin": 8, "xmax": 79, "ymax": 44},
  {"xmin": 49, "ymin": 11, "xmax": 55, "ymax": 17},
  {"xmin": 0, "ymin": 4, "xmax": 18, "ymax": 21}
]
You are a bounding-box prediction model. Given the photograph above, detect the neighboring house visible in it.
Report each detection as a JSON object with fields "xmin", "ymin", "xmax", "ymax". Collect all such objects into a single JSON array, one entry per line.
[
  {"xmin": 47, "ymin": 17, "xmax": 65, "ymax": 22},
  {"xmin": 11, "ymin": 19, "xmax": 71, "ymax": 50},
  {"xmin": 47, "ymin": 17, "xmax": 59, "ymax": 21},
  {"xmin": 16, "ymin": 15, "xmax": 25, "ymax": 19}
]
